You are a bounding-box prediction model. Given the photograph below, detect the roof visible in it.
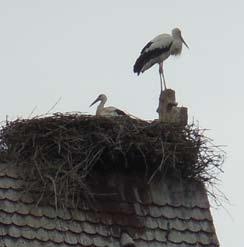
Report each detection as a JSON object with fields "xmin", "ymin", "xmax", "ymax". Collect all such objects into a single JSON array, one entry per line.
[{"xmin": 0, "ymin": 163, "xmax": 219, "ymax": 247}]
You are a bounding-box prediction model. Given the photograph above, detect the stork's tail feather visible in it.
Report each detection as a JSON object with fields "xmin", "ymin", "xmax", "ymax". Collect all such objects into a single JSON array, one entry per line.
[{"xmin": 133, "ymin": 55, "xmax": 145, "ymax": 75}]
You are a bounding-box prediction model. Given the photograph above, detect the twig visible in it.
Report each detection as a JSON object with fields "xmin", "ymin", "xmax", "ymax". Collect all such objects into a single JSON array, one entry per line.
[
  {"xmin": 46, "ymin": 175, "xmax": 58, "ymax": 211},
  {"xmin": 46, "ymin": 97, "xmax": 62, "ymax": 115}
]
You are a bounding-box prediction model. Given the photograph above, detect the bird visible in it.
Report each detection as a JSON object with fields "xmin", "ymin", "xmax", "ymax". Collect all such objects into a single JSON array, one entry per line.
[
  {"xmin": 133, "ymin": 27, "xmax": 189, "ymax": 91},
  {"xmin": 90, "ymin": 94, "xmax": 127, "ymax": 116}
]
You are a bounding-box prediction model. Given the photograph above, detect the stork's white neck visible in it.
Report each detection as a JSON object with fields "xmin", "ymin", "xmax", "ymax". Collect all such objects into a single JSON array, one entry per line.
[{"xmin": 96, "ymin": 98, "xmax": 107, "ymax": 115}]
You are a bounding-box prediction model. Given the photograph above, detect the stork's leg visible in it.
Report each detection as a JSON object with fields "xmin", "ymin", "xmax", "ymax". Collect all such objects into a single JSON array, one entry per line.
[
  {"xmin": 159, "ymin": 63, "xmax": 167, "ymax": 90},
  {"xmin": 162, "ymin": 69, "xmax": 167, "ymax": 90},
  {"xmin": 159, "ymin": 65, "xmax": 163, "ymax": 92}
]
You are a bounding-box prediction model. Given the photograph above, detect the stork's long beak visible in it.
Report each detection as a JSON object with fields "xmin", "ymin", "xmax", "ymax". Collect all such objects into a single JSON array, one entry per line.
[
  {"xmin": 89, "ymin": 97, "xmax": 100, "ymax": 107},
  {"xmin": 181, "ymin": 36, "xmax": 189, "ymax": 49}
]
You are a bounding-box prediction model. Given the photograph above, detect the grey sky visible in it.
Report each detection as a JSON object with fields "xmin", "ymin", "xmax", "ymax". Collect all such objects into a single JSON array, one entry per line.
[{"xmin": 0, "ymin": 1, "xmax": 242, "ymax": 246}]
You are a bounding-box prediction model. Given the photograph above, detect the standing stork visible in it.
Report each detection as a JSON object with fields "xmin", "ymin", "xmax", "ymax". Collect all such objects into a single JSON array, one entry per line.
[
  {"xmin": 133, "ymin": 27, "xmax": 189, "ymax": 91},
  {"xmin": 90, "ymin": 94, "xmax": 126, "ymax": 116}
]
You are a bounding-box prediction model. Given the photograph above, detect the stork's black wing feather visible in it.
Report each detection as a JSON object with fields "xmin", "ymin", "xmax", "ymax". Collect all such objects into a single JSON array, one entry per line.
[
  {"xmin": 114, "ymin": 109, "xmax": 127, "ymax": 116},
  {"xmin": 133, "ymin": 42, "xmax": 172, "ymax": 75},
  {"xmin": 141, "ymin": 41, "xmax": 153, "ymax": 54}
]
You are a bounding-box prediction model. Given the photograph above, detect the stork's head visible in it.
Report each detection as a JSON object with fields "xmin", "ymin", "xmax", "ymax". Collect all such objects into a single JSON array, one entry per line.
[
  {"xmin": 172, "ymin": 27, "xmax": 189, "ymax": 49},
  {"xmin": 172, "ymin": 28, "xmax": 181, "ymax": 37},
  {"xmin": 90, "ymin": 94, "xmax": 107, "ymax": 107}
]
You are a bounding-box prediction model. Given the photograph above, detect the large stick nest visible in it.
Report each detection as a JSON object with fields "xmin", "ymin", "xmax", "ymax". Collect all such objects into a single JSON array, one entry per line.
[{"xmin": 0, "ymin": 113, "xmax": 224, "ymax": 207}]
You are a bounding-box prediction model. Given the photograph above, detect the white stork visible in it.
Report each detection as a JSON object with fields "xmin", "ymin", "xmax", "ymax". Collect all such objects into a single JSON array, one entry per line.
[
  {"xmin": 90, "ymin": 94, "xmax": 126, "ymax": 116},
  {"xmin": 133, "ymin": 27, "xmax": 189, "ymax": 91}
]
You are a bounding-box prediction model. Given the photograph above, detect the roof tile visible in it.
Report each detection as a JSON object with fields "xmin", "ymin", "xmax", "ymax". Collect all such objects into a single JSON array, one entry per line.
[
  {"xmin": 82, "ymin": 221, "xmax": 97, "ymax": 235},
  {"xmin": 0, "ymin": 200, "xmax": 17, "ymax": 214},
  {"xmin": 7, "ymin": 225, "xmax": 22, "ymax": 238},
  {"xmin": 39, "ymin": 216, "xmax": 57, "ymax": 230},
  {"xmin": 144, "ymin": 215, "xmax": 158, "ymax": 229},
  {"xmin": 170, "ymin": 218, "xmax": 213, "ymax": 233},
  {"xmin": 56, "ymin": 207, "xmax": 72, "ymax": 221},
  {"xmin": 0, "ymin": 163, "xmax": 19, "ymax": 179},
  {"xmin": 21, "ymin": 227, "xmax": 37, "ymax": 240},
  {"xmin": 78, "ymin": 232, "xmax": 94, "ymax": 246},
  {"xmin": 41, "ymin": 206, "xmax": 57, "ymax": 219},
  {"xmin": 16, "ymin": 202, "xmax": 32, "ymax": 215},
  {"xmin": 0, "ymin": 188, "xmax": 19, "ymax": 202},
  {"xmin": 0, "ymin": 177, "xmax": 22, "ymax": 190},
  {"xmin": 4, "ymin": 238, "xmax": 28, "ymax": 247},
  {"xmin": 96, "ymin": 224, "xmax": 110, "ymax": 237},
  {"xmin": 145, "ymin": 229, "xmax": 155, "ymax": 241},
  {"xmin": 169, "ymin": 230, "xmax": 210, "ymax": 245},
  {"xmin": 111, "ymin": 238, "xmax": 120, "ymax": 247},
  {"xmin": 48, "ymin": 228, "xmax": 64, "ymax": 243},
  {"xmin": 156, "ymin": 218, "xmax": 168, "ymax": 230},
  {"xmin": 0, "ymin": 223, "xmax": 8, "ymax": 236},
  {"xmin": 191, "ymin": 208, "xmax": 212, "ymax": 221},
  {"xmin": 149, "ymin": 205, "xmax": 163, "ymax": 218},
  {"xmin": 70, "ymin": 209, "xmax": 86, "ymax": 222},
  {"xmin": 67, "ymin": 219, "xmax": 82, "ymax": 234},
  {"xmin": 135, "ymin": 240, "xmax": 157, "ymax": 247},
  {"xmin": 36, "ymin": 228, "xmax": 49, "ymax": 242},
  {"xmin": 12, "ymin": 214, "xmax": 28, "ymax": 227},
  {"xmin": 3, "ymin": 237, "xmax": 69, "ymax": 247},
  {"xmin": 154, "ymin": 229, "xmax": 167, "ymax": 242},
  {"xmin": 93, "ymin": 235, "xmax": 110, "ymax": 247},
  {"xmin": 64, "ymin": 231, "xmax": 79, "ymax": 245},
  {"xmin": 0, "ymin": 211, "xmax": 12, "ymax": 225},
  {"xmin": 85, "ymin": 211, "xmax": 100, "ymax": 224}
]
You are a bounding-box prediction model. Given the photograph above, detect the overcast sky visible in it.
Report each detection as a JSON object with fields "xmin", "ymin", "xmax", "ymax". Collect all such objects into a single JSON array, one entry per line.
[{"xmin": 0, "ymin": 1, "xmax": 243, "ymax": 246}]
